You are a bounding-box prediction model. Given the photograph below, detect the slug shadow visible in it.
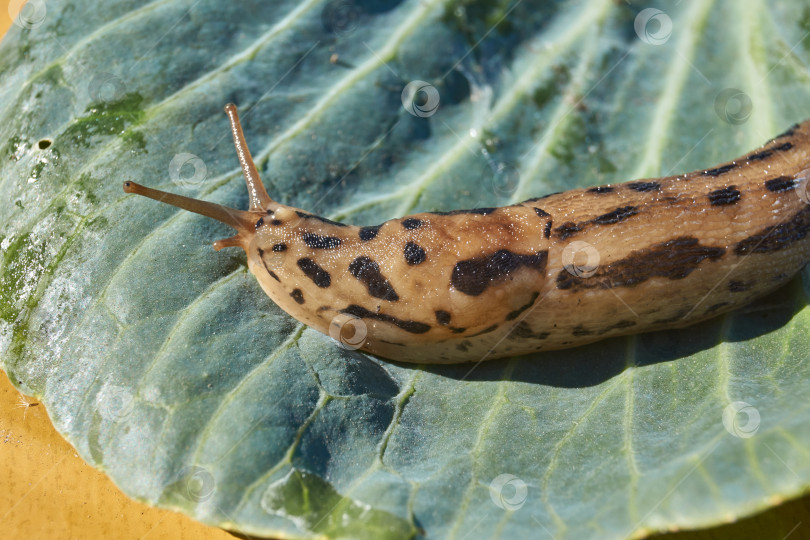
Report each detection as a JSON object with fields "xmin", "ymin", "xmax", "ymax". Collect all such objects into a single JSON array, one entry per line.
[{"xmin": 419, "ymin": 276, "xmax": 808, "ymax": 389}]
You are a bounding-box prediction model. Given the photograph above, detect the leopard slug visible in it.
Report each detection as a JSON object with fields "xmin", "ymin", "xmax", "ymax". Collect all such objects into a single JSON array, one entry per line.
[{"xmin": 123, "ymin": 104, "xmax": 810, "ymax": 364}]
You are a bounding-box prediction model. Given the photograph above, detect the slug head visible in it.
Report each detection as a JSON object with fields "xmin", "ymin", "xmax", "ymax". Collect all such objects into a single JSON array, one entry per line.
[{"xmin": 123, "ymin": 103, "xmax": 281, "ymax": 251}]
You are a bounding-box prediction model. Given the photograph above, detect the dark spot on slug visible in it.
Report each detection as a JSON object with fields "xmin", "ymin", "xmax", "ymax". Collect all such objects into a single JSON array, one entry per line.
[
  {"xmin": 734, "ymin": 205, "xmax": 810, "ymax": 255},
  {"xmin": 600, "ymin": 320, "xmax": 637, "ymax": 334},
  {"xmin": 556, "ymin": 236, "xmax": 725, "ymax": 291},
  {"xmin": 555, "ymin": 222, "xmax": 582, "ymax": 239},
  {"xmin": 534, "ymin": 207, "xmax": 550, "ymax": 217},
  {"xmin": 430, "ymin": 207, "xmax": 496, "ymax": 216},
  {"xmin": 728, "ymin": 280, "xmax": 749, "ymax": 293},
  {"xmin": 593, "ymin": 205, "xmax": 639, "ymax": 225},
  {"xmin": 512, "ymin": 321, "xmax": 550, "ymax": 340},
  {"xmin": 255, "ymin": 217, "xmax": 264, "ymax": 229},
  {"xmin": 359, "ymin": 225, "xmax": 382, "ymax": 241},
  {"xmin": 773, "ymin": 142, "xmax": 794, "ymax": 152},
  {"xmin": 523, "ymin": 192, "xmax": 562, "ymax": 202},
  {"xmin": 703, "ymin": 164, "xmax": 736, "ymax": 177},
  {"xmin": 297, "ymin": 258, "xmax": 331, "ymax": 288},
  {"xmin": 38, "ymin": 139, "xmax": 52, "ymax": 150},
  {"xmin": 271, "ymin": 219, "xmax": 283, "ymax": 226},
  {"xmin": 295, "ymin": 211, "xmax": 348, "ymax": 227},
  {"xmin": 708, "ymin": 186, "xmax": 741, "ymax": 206},
  {"xmin": 572, "ymin": 325, "xmax": 594, "ymax": 337},
  {"xmin": 765, "ymin": 176, "xmax": 796, "ymax": 193},
  {"xmin": 505, "ymin": 292, "xmax": 540, "ymax": 321},
  {"xmin": 544, "ymin": 221, "xmax": 552, "ymax": 239},
  {"xmin": 706, "ymin": 302, "xmax": 730, "ymax": 313},
  {"xmin": 402, "ymin": 218, "xmax": 422, "ymax": 229},
  {"xmin": 450, "ymin": 327, "xmax": 466, "ymax": 334},
  {"xmin": 468, "ymin": 324, "xmax": 499, "ymax": 337},
  {"xmin": 302, "ymin": 232, "xmax": 342, "ymax": 249},
  {"xmin": 290, "ymin": 289, "xmax": 305, "ymax": 304},
  {"xmin": 627, "ymin": 181, "xmax": 661, "ymax": 192},
  {"xmin": 456, "ymin": 341, "xmax": 472, "ymax": 352},
  {"xmin": 435, "ymin": 310, "xmax": 452, "ymax": 325},
  {"xmin": 451, "ymin": 249, "xmax": 548, "ymax": 296},
  {"xmin": 340, "ymin": 305, "xmax": 430, "ymax": 334},
  {"xmin": 272, "ymin": 243, "xmax": 287, "ymax": 252},
  {"xmin": 748, "ymin": 150, "xmax": 773, "ymax": 161},
  {"xmin": 588, "ymin": 186, "xmax": 613, "ymax": 194},
  {"xmin": 653, "ymin": 310, "xmax": 690, "ymax": 325},
  {"xmin": 258, "ymin": 248, "xmax": 281, "ymax": 281},
  {"xmin": 348, "ymin": 256, "xmax": 399, "ymax": 301},
  {"xmin": 404, "ymin": 242, "xmax": 427, "ymax": 265}
]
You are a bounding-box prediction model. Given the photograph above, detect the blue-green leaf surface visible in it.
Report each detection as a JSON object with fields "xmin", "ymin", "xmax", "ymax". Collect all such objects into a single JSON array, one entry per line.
[{"xmin": 2, "ymin": 1, "xmax": 810, "ymax": 538}]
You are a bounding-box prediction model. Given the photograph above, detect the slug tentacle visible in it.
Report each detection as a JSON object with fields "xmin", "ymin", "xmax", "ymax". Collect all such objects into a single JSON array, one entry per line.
[
  {"xmin": 122, "ymin": 181, "xmax": 255, "ymax": 233},
  {"xmin": 124, "ymin": 105, "xmax": 810, "ymax": 363},
  {"xmin": 225, "ymin": 103, "xmax": 274, "ymax": 212}
]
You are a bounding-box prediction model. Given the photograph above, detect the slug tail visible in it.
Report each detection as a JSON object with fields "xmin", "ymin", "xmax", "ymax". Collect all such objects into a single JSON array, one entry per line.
[
  {"xmin": 225, "ymin": 103, "xmax": 275, "ymax": 212},
  {"xmin": 123, "ymin": 181, "xmax": 254, "ymax": 233}
]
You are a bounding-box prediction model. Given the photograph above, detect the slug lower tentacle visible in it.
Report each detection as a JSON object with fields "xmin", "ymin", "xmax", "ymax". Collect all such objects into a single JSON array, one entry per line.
[{"xmin": 124, "ymin": 105, "xmax": 810, "ymax": 363}]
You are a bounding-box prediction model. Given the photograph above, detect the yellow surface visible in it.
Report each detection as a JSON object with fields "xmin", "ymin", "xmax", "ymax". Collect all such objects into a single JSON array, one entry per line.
[
  {"xmin": 0, "ymin": 3, "xmax": 808, "ymax": 540},
  {"xmin": 0, "ymin": 370, "xmax": 236, "ymax": 540}
]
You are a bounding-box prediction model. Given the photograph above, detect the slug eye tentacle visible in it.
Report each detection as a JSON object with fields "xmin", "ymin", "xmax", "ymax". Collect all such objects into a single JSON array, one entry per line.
[
  {"xmin": 122, "ymin": 181, "xmax": 254, "ymax": 233},
  {"xmin": 224, "ymin": 103, "xmax": 275, "ymax": 212}
]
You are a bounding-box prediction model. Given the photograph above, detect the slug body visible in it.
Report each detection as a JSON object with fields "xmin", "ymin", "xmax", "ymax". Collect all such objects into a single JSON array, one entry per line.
[{"xmin": 124, "ymin": 105, "xmax": 810, "ymax": 363}]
